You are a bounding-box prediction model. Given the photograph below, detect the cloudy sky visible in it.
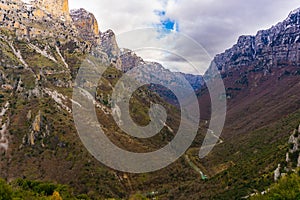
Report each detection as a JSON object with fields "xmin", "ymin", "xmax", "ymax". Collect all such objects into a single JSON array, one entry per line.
[{"xmin": 69, "ymin": 0, "xmax": 300, "ymax": 74}]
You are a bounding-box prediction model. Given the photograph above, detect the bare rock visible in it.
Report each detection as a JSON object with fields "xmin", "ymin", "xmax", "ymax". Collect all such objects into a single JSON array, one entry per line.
[
  {"xmin": 208, "ymin": 8, "xmax": 300, "ymax": 76},
  {"xmin": 70, "ymin": 8, "xmax": 100, "ymax": 45}
]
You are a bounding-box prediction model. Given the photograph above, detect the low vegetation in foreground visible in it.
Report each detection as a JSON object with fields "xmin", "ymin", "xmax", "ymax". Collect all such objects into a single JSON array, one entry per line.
[{"xmin": 0, "ymin": 178, "xmax": 91, "ymax": 200}]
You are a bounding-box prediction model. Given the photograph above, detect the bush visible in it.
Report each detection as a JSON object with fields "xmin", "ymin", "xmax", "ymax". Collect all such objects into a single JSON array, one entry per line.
[
  {"xmin": 0, "ymin": 179, "xmax": 12, "ymax": 200},
  {"xmin": 17, "ymin": 179, "xmax": 59, "ymax": 196}
]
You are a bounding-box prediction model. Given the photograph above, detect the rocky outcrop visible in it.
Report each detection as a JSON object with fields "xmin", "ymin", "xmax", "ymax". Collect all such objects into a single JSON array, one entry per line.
[
  {"xmin": 22, "ymin": 110, "xmax": 51, "ymax": 148},
  {"xmin": 288, "ymin": 129, "xmax": 299, "ymax": 153},
  {"xmin": 211, "ymin": 8, "xmax": 300, "ymax": 74},
  {"xmin": 288, "ymin": 125, "xmax": 300, "ymax": 168},
  {"xmin": 0, "ymin": 102, "xmax": 10, "ymax": 153},
  {"xmin": 100, "ymin": 29, "xmax": 120, "ymax": 59},
  {"xmin": 70, "ymin": 8, "xmax": 100, "ymax": 45},
  {"xmin": 275, "ymin": 124, "xmax": 300, "ymax": 181},
  {"xmin": 30, "ymin": 110, "xmax": 42, "ymax": 145},
  {"xmin": 274, "ymin": 164, "xmax": 281, "ymax": 181},
  {"xmin": 0, "ymin": 0, "xmax": 77, "ymax": 40},
  {"xmin": 119, "ymin": 48, "xmax": 144, "ymax": 72},
  {"xmin": 37, "ymin": 0, "xmax": 71, "ymax": 21}
]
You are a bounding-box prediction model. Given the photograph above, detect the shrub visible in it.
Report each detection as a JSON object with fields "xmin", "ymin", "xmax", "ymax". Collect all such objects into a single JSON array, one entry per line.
[
  {"xmin": 251, "ymin": 173, "xmax": 300, "ymax": 200},
  {"xmin": 0, "ymin": 179, "xmax": 12, "ymax": 200}
]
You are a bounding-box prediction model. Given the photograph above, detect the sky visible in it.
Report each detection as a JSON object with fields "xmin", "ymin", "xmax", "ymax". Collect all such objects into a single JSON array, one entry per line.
[{"xmin": 69, "ymin": 0, "xmax": 300, "ymax": 74}]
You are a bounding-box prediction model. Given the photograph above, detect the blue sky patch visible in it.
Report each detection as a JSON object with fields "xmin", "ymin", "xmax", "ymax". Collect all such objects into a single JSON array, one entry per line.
[
  {"xmin": 154, "ymin": 10, "xmax": 179, "ymax": 32},
  {"xmin": 162, "ymin": 19, "xmax": 178, "ymax": 31}
]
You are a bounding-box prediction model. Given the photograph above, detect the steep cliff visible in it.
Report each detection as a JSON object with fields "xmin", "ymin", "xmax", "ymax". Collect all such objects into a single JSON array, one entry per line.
[
  {"xmin": 100, "ymin": 29, "xmax": 120, "ymax": 59},
  {"xmin": 37, "ymin": 0, "xmax": 71, "ymax": 21},
  {"xmin": 212, "ymin": 8, "xmax": 300, "ymax": 74},
  {"xmin": 200, "ymin": 8, "xmax": 300, "ymax": 135},
  {"xmin": 70, "ymin": 8, "xmax": 100, "ymax": 45},
  {"xmin": 0, "ymin": 0, "xmax": 76, "ymax": 41}
]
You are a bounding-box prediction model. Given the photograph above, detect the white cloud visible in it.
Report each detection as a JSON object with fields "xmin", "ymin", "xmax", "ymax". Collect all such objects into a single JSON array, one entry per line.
[
  {"xmin": 69, "ymin": 0, "xmax": 163, "ymax": 33},
  {"xmin": 164, "ymin": 0, "xmax": 300, "ymax": 54},
  {"xmin": 117, "ymin": 29, "xmax": 212, "ymax": 74}
]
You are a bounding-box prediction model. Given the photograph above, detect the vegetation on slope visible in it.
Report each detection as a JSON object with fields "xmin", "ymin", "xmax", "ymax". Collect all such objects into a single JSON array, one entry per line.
[
  {"xmin": 251, "ymin": 171, "xmax": 300, "ymax": 200},
  {"xmin": 0, "ymin": 178, "xmax": 91, "ymax": 200}
]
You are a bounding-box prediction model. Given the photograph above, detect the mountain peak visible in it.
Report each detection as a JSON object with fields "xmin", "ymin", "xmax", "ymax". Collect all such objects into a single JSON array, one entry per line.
[
  {"xmin": 288, "ymin": 7, "xmax": 300, "ymax": 17},
  {"xmin": 70, "ymin": 8, "xmax": 100, "ymax": 44},
  {"xmin": 286, "ymin": 7, "xmax": 300, "ymax": 25}
]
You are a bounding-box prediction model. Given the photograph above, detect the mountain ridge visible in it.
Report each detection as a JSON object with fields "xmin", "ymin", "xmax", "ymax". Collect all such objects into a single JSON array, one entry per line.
[{"xmin": 210, "ymin": 7, "xmax": 300, "ymax": 76}]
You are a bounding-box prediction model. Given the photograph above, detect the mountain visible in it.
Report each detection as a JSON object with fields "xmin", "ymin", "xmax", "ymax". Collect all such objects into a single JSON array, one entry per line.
[
  {"xmin": 213, "ymin": 8, "xmax": 300, "ymax": 74},
  {"xmin": 202, "ymin": 7, "xmax": 300, "ymax": 135},
  {"xmin": 0, "ymin": 0, "xmax": 300, "ymax": 199},
  {"xmin": 179, "ymin": 7, "xmax": 300, "ymax": 199},
  {"xmin": 176, "ymin": 72, "xmax": 204, "ymax": 91}
]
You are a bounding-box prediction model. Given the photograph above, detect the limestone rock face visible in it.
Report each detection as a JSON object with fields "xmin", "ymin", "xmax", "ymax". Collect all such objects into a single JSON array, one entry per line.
[
  {"xmin": 70, "ymin": 8, "xmax": 100, "ymax": 45},
  {"xmin": 0, "ymin": 0, "xmax": 77, "ymax": 40},
  {"xmin": 100, "ymin": 29, "xmax": 120, "ymax": 59},
  {"xmin": 210, "ymin": 8, "xmax": 300, "ymax": 74},
  {"xmin": 37, "ymin": 0, "xmax": 71, "ymax": 21},
  {"xmin": 119, "ymin": 48, "xmax": 144, "ymax": 72}
]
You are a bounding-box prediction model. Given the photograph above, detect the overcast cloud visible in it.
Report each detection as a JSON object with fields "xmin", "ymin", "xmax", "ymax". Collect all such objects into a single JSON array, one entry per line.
[{"xmin": 69, "ymin": 0, "xmax": 300, "ymax": 74}]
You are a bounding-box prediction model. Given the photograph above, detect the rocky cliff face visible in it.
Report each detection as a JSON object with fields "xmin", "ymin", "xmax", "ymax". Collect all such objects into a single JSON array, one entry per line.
[
  {"xmin": 70, "ymin": 8, "xmax": 100, "ymax": 45},
  {"xmin": 119, "ymin": 48, "xmax": 144, "ymax": 72},
  {"xmin": 0, "ymin": 0, "xmax": 76, "ymax": 41},
  {"xmin": 100, "ymin": 29, "xmax": 120, "ymax": 60},
  {"xmin": 37, "ymin": 0, "xmax": 71, "ymax": 21},
  {"xmin": 212, "ymin": 8, "xmax": 300, "ymax": 74}
]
